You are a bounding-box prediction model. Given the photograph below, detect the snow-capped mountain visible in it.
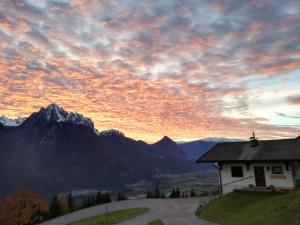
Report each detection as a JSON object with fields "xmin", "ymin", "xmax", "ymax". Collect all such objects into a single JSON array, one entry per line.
[
  {"xmin": 0, "ymin": 116, "xmax": 26, "ymax": 127},
  {"xmin": 0, "ymin": 105, "xmax": 203, "ymax": 197},
  {"xmin": 200, "ymin": 137, "xmax": 244, "ymax": 142},
  {"xmin": 22, "ymin": 103, "xmax": 94, "ymax": 129}
]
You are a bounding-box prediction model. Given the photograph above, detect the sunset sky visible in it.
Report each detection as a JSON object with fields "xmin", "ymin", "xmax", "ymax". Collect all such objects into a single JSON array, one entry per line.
[{"xmin": 0, "ymin": 0, "xmax": 299, "ymax": 142}]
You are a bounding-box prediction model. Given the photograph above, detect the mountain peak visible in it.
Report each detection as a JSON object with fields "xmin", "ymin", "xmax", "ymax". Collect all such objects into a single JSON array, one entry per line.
[
  {"xmin": 45, "ymin": 103, "xmax": 62, "ymax": 110},
  {"xmin": 23, "ymin": 103, "xmax": 94, "ymax": 129},
  {"xmin": 158, "ymin": 136, "xmax": 174, "ymax": 143},
  {"xmin": 153, "ymin": 136, "xmax": 178, "ymax": 147}
]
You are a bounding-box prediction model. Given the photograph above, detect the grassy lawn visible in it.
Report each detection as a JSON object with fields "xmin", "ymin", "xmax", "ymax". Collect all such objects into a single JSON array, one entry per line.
[
  {"xmin": 148, "ymin": 219, "xmax": 164, "ymax": 225},
  {"xmin": 196, "ymin": 191, "xmax": 300, "ymax": 225},
  {"xmin": 67, "ymin": 208, "xmax": 149, "ymax": 225}
]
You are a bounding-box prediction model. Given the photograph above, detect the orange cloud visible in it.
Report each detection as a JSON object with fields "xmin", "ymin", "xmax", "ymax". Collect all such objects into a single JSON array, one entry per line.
[{"xmin": 0, "ymin": 0, "xmax": 299, "ymax": 142}]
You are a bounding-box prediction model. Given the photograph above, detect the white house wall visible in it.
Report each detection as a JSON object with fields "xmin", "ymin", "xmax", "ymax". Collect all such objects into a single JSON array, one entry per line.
[
  {"xmin": 221, "ymin": 162, "xmax": 295, "ymax": 194},
  {"xmin": 221, "ymin": 163, "xmax": 255, "ymax": 194}
]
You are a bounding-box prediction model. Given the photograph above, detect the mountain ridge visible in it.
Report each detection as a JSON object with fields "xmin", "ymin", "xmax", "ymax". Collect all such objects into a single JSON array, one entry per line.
[{"xmin": 0, "ymin": 104, "xmax": 205, "ymax": 197}]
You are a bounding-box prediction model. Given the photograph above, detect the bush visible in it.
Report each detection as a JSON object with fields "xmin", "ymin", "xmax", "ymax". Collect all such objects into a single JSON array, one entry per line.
[{"xmin": 0, "ymin": 187, "xmax": 49, "ymax": 225}]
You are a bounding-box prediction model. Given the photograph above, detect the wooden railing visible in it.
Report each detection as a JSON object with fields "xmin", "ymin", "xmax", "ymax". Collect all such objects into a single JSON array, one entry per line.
[{"xmin": 223, "ymin": 176, "xmax": 254, "ymax": 186}]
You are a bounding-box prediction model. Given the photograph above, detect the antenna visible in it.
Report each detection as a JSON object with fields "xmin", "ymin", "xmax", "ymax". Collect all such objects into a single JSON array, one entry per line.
[
  {"xmin": 249, "ymin": 131, "xmax": 256, "ymax": 141},
  {"xmin": 250, "ymin": 131, "xmax": 258, "ymax": 147}
]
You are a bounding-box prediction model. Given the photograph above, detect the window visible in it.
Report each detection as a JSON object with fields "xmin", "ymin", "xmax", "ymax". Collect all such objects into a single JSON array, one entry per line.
[
  {"xmin": 272, "ymin": 166, "xmax": 283, "ymax": 174},
  {"xmin": 231, "ymin": 166, "xmax": 244, "ymax": 177}
]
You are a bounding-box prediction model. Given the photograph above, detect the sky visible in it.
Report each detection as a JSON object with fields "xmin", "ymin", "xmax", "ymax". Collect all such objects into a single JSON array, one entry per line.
[{"xmin": 0, "ymin": 0, "xmax": 299, "ymax": 142}]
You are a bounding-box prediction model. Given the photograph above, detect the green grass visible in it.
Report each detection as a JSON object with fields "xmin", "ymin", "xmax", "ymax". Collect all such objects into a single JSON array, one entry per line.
[
  {"xmin": 196, "ymin": 191, "xmax": 300, "ymax": 225},
  {"xmin": 67, "ymin": 208, "xmax": 149, "ymax": 225},
  {"xmin": 148, "ymin": 219, "xmax": 164, "ymax": 225}
]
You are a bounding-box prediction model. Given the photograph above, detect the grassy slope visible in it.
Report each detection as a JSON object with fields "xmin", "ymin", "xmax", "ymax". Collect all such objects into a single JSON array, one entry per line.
[
  {"xmin": 196, "ymin": 191, "xmax": 300, "ymax": 225},
  {"xmin": 67, "ymin": 208, "xmax": 149, "ymax": 225},
  {"xmin": 148, "ymin": 219, "xmax": 164, "ymax": 225}
]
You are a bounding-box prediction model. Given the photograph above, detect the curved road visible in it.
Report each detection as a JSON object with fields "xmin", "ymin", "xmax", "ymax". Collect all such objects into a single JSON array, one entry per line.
[{"xmin": 40, "ymin": 197, "xmax": 219, "ymax": 225}]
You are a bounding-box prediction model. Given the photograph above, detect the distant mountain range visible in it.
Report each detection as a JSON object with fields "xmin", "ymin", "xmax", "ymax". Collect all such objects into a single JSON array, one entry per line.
[
  {"xmin": 179, "ymin": 138, "xmax": 243, "ymax": 161},
  {"xmin": 0, "ymin": 104, "xmax": 215, "ymax": 197}
]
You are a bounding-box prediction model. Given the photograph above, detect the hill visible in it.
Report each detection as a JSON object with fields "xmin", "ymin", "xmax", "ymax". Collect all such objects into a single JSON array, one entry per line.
[
  {"xmin": 196, "ymin": 191, "xmax": 300, "ymax": 225},
  {"xmin": 0, "ymin": 104, "xmax": 204, "ymax": 197}
]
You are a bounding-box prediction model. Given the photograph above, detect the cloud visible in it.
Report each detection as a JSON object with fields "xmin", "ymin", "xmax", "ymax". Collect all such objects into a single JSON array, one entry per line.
[
  {"xmin": 0, "ymin": 0, "xmax": 299, "ymax": 142},
  {"xmin": 286, "ymin": 95, "xmax": 300, "ymax": 105},
  {"xmin": 277, "ymin": 112, "xmax": 300, "ymax": 119}
]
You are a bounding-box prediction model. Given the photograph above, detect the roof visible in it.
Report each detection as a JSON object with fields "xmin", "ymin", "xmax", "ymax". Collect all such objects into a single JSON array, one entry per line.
[{"xmin": 196, "ymin": 137, "xmax": 300, "ymax": 163}]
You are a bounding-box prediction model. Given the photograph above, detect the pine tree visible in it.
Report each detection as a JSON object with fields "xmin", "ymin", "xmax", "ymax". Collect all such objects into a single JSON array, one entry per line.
[
  {"xmin": 86, "ymin": 196, "xmax": 92, "ymax": 207},
  {"xmin": 170, "ymin": 189, "xmax": 176, "ymax": 198},
  {"xmin": 117, "ymin": 192, "xmax": 126, "ymax": 201},
  {"xmin": 90, "ymin": 194, "xmax": 96, "ymax": 206},
  {"xmin": 96, "ymin": 191, "xmax": 102, "ymax": 204},
  {"xmin": 176, "ymin": 188, "xmax": 180, "ymax": 198},
  {"xmin": 49, "ymin": 195, "xmax": 64, "ymax": 218},
  {"xmin": 106, "ymin": 192, "xmax": 111, "ymax": 203},
  {"xmin": 190, "ymin": 188, "xmax": 196, "ymax": 197},
  {"xmin": 146, "ymin": 191, "xmax": 151, "ymax": 198},
  {"xmin": 67, "ymin": 192, "xmax": 74, "ymax": 211},
  {"xmin": 103, "ymin": 192, "xmax": 111, "ymax": 203},
  {"xmin": 154, "ymin": 187, "xmax": 160, "ymax": 198}
]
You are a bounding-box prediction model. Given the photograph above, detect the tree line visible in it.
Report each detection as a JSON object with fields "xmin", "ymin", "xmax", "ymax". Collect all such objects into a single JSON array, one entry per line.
[
  {"xmin": 0, "ymin": 187, "xmax": 113, "ymax": 225},
  {"xmin": 147, "ymin": 187, "xmax": 198, "ymax": 198}
]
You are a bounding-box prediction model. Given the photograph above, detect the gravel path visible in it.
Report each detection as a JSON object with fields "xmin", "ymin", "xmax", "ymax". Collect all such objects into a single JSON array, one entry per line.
[{"xmin": 39, "ymin": 197, "xmax": 219, "ymax": 225}]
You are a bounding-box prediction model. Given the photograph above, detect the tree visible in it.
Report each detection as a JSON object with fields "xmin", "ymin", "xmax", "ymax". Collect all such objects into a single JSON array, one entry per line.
[
  {"xmin": 96, "ymin": 192, "xmax": 103, "ymax": 204},
  {"xmin": 176, "ymin": 188, "xmax": 180, "ymax": 198},
  {"xmin": 49, "ymin": 195, "xmax": 64, "ymax": 218},
  {"xmin": 117, "ymin": 192, "xmax": 126, "ymax": 201},
  {"xmin": 170, "ymin": 189, "xmax": 176, "ymax": 198},
  {"xmin": 67, "ymin": 192, "xmax": 74, "ymax": 211},
  {"xmin": 0, "ymin": 187, "xmax": 49, "ymax": 225},
  {"xmin": 85, "ymin": 196, "xmax": 91, "ymax": 207},
  {"xmin": 103, "ymin": 192, "xmax": 111, "ymax": 203},
  {"xmin": 95, "ymin": 192, "xmax": 111, "ymax": 204},
  {"xmin": 57, "ymin": 194, "xmax": 70, "ymax": 214},
  {"xmin": 190, "ymin": 188, "xmax": 196, "ymax": 197},
  {"xmin": 154, "ymin": 187, "xmax": 160, "ymax": 198},
  {"xmin": 147, "ymin": 191, "xmax": 155, "ymax": 198}
]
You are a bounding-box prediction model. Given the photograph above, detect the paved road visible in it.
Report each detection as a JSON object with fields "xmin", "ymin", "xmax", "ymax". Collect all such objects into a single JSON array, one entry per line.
[{"xmin": 40, "ymin": 197, "xmax": 219, "ymax": 225}]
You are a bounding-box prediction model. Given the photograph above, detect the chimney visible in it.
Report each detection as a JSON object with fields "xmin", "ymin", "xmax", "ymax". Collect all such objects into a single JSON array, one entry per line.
[{"xmin": 249, "ymin": 131, "xmax": 258, "ymax": 147}]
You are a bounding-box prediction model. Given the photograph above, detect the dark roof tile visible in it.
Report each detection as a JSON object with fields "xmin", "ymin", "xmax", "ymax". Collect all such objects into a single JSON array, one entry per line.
[{"xmin": 196, "ymin": 138, "xmax": 300, "ymax": 162}]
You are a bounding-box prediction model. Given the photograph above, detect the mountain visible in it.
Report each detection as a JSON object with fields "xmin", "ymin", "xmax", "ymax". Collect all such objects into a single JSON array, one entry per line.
[
  {"xmin": 199, "ymin": 137, "xmax": 243, "ymax": 142},
  {"xmin": 152, "ymin": 136, "xmax": 187, "ymax": 160},
  {"xmin": 179, "ymin": 138, "xmax": 242, "ymax": 161},
  {"xmin": 21, "ymin": 103, "xmax": 94, "ymax": 129},
  {"xmin": 0, "ymin": 104, "xmax": 202, "ymax": 197},
  {"xmin": 0, "ymin": 116, "xmax": 26, "ymax": 126}
]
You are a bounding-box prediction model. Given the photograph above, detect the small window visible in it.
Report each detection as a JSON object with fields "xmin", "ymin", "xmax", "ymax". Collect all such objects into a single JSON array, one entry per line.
[
  {"xmin": 231, "ymin": 166, "xmax": 244, "ymax": 177},
  {"xmin": 272, "ymin": 166, "xmax": 283, "ymax": 174}
]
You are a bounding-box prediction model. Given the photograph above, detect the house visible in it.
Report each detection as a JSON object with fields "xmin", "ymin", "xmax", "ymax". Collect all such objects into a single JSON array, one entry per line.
[{"xmin": 196, "ymin": 134, "xmax": 300, "ymax": 194}]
